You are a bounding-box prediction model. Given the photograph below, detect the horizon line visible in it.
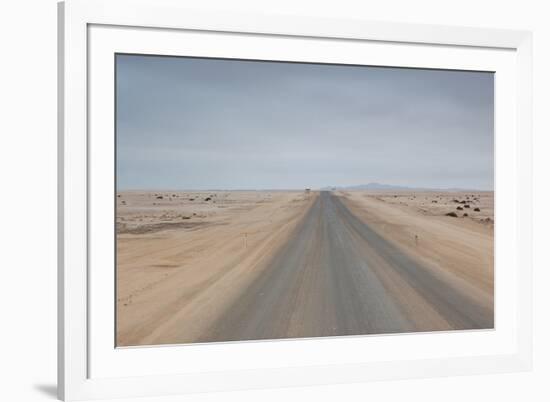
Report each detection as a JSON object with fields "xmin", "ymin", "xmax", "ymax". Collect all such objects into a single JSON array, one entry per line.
[{"xmin": 116, "ymin": 187, "xmax": 494, "ymax": 192}]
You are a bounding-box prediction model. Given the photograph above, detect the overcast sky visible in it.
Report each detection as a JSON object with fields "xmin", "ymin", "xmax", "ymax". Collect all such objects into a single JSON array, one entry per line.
[{"xmin": 116, "ymin": 54, "xmax": 494, "ymax": 190}]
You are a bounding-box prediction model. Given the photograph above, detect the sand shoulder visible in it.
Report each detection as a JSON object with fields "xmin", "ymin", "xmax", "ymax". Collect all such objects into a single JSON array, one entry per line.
[
  {"xmin": 338, "ymin": 190, "xmax": 494, "ymax": 301},
  {"xmin": 116, "ymin": 190, "xmax": 315, "ymax": 346}
]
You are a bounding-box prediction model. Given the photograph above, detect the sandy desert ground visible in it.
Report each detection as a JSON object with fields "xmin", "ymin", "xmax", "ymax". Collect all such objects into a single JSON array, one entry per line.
[{"xmin": 116, "ymin": 190, "xmax": 494, "ymax": 346}]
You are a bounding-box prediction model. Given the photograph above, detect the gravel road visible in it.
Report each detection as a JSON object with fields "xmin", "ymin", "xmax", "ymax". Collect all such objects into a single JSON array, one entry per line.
[{"xmin": 200, "ymin": 191, "xmax": 493, "ymax": 342}]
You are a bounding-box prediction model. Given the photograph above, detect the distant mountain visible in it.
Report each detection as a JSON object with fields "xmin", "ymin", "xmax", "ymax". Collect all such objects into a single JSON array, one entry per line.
[{"xmin": 320, "ymin": 183, "xmax": 480, "ymax": 192}]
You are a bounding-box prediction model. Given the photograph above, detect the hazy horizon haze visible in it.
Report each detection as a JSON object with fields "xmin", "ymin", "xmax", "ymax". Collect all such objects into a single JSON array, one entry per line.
[{"xmin": 116, "ymin": 55, "xmax": 494, "ymax": 191}]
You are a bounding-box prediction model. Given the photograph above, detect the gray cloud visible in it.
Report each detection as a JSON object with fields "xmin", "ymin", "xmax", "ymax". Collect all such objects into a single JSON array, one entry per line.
[{"xmin": 116, "ymin": 54, "xmax": 494, "ymax": 190}]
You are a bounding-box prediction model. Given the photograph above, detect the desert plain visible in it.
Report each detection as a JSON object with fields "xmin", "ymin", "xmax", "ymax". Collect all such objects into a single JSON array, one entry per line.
[{"xmin": 116, "ymin": 189, "xmax": 494, "ymax": 346}]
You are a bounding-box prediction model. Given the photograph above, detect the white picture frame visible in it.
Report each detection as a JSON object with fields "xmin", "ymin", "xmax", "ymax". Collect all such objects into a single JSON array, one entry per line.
[{"xmin": 58, "ymin": 0, "xmax": 533, "ymax": 400}]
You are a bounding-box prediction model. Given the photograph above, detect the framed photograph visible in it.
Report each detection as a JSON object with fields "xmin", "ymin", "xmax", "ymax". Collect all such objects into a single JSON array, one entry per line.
[{"xmin": 58, "ymin": 0, "xmax": 533, "ymax": 400}]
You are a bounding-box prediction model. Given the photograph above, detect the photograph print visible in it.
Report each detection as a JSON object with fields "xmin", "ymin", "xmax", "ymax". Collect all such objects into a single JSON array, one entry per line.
[{"xmin": 115, "ymin": 54, "xmax": 494, "ymax": 347}]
